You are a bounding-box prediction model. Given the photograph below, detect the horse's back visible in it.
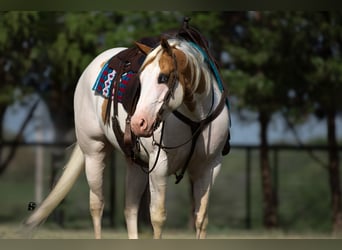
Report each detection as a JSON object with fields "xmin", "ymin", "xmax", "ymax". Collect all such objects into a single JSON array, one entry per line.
[
  {"xmin": 76, "ymin": 47, "xmax": 127, "ymax": 92},
  {"xmin": 74, "ymin": 47, "xmax": 127, "ymax": 150}
]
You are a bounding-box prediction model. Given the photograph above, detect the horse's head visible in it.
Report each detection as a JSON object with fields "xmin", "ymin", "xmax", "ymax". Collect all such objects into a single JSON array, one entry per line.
[{"xmin": 131, "ymin": 38, "xmax": 207, "ymax": 137}]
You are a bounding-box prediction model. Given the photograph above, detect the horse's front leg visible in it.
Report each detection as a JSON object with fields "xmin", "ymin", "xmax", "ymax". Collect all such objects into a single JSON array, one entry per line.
[
  {"xmin": 149, "ymin": 159, "xmax": 168, "ymax": 239},
  {"xmin": 125, "ymin": 162, "xmax": 149, "ymax": 239},
  {"xmin": 191, "ymin": 161, "xmax": 221, "ymax": 239}
]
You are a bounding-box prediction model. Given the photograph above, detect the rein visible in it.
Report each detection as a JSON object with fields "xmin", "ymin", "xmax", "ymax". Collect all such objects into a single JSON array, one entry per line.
[
  {"xmin": 139, "ymin": 122, "xmax": 166, "ymax": 175},
  {"xmin": 150, "ymin": 85, "xmax": 227, "ymax": 184},
  {"xmin": 153, "ymin": 82, "xmax": 215, "ymax": 151}
]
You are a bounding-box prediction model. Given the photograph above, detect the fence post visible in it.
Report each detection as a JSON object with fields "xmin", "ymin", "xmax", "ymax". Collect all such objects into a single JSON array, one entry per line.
[
  {"xmin": 35, "ymin": 131, "xmax": 44, "ymax": 204},
  {"xmin": 273, "ymin": 148, "xmax": 279, "ymax": 224},
  {"xmin": 245, "ymin": 147, "xmax": 252, "ymax": 229}
]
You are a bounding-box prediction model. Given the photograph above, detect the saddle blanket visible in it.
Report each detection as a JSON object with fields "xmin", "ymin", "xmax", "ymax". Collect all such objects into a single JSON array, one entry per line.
[{"xmin": 92, "ymin": 59, "xmax": 135, "ymax": 102}]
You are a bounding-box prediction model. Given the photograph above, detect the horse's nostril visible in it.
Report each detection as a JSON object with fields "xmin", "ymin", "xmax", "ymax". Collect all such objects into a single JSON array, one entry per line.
[{"xmin": 139, "ymin": 119, "xmax": 146, "ymax": 129}]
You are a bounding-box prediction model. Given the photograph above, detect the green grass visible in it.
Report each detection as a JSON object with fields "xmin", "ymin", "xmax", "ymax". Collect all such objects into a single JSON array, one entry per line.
[
  {"xmin": 1, "ymin": 223, "xmax": 340, "ymax": 239},
  {"xmin": 0, "ymin": 146, "xmax": 341, "ymax": 235}
]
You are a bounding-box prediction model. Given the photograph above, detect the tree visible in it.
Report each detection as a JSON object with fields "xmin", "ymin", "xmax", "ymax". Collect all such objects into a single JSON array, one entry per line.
[
  {"xmin": 0, "ymin": 11, "xmax": 42, "ymax": 174},
  {"xmin": 303, "ymin": 12, "xmax": 342, "ymax": 233},
  {"xmin": 221, "ymin": 11, "xmax": 284, "ymax": 229},
  {"xmin": 275, "ymin": 11, "xmax": 342, "ymax": 233},
  {"xmin": 222, "ymin": 11, "xmax": 342, "ymax": 233}
]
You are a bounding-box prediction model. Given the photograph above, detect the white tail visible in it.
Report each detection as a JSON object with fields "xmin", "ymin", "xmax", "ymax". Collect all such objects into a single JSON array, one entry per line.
[{"xmin": 21, "ymin": 144, "xmax": 84, "ymax": 236}]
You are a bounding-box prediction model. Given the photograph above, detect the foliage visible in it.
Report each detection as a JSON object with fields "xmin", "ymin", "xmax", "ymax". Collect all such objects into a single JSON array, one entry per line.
[
  {"xmin": 304, "ymin": 12, "xmax": 342, "ymax": 113},
  {"xmin": 0, "ymin": 11, "xmax": 40, "ymax": 105},
  {"xmin": 222, "ymin": 12, "xmax": 296, "ymax": 115},
  {"xmin": 2, "ymin": 11, "xmax": 341, "ymax": 131},
  {"xmin": 0, "ymin": 11, "xmax": 227, "ymax": 135}
]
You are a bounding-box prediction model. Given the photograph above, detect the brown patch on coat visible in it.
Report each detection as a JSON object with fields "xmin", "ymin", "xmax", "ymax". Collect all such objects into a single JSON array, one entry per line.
[
  {"xmin": 174, "ymin": 48, "xmax": 207, "ymax": 111},
  {"xmin": 159, "ymin": 47, "xmax": 201, "ymax": 112},
  {"xmin": 159, "ymin": 50, "xmax": 175, "ymax": 75},
  {"xmin": 139, "ymin": 43, "xmax": 207, "ymax": 112},
  {"xmin": 196, "ymin": 70, "xmax": 206, "ymax": 94},
  {"xmin": 175, "ymin": 49, "xmax": 198, "ymax": 111},
  {"xmin": 101, "ymin": 99, "xmax": 109, "ymax": 123},
  {"xmin": 178, "ymin": 62, "xmax": 196, "ymax": 112},
  {"xmin": 100, "ymin": 60, "xmax": 107, "ymax": 69}
]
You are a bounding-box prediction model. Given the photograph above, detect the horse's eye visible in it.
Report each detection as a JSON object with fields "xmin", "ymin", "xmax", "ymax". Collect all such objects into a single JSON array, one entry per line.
[{"xmin": 158, "ymin": 73, "xmax": 169, "ymax": 84}]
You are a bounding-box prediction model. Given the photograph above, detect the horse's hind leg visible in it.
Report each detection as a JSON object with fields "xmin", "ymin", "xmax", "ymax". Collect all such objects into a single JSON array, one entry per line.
[
  {"xmin": 124, "ymin": 162, "xmax": 149, "ymax": 239},
  {"xmin": 191, "ymin": 162, "xmax": 221, "ymax": 239},
  {"xmin": 83, "ymin": 141, "xmax": 108, "ymax": 239}
]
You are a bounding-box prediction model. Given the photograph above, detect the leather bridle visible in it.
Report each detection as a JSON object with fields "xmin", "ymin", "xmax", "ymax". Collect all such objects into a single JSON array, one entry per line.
[
  {"xmin": 140, "ymin": 44, "xmax": 227, "ymax": 184},
  {"xmin": 153, "ymin": 42, "xmax": 179, "ymax": 132}
]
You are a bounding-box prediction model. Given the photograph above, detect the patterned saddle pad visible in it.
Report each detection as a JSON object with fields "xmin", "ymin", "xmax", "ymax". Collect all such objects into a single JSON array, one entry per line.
[
  {"xmin": 92, "ymin": 61, "xmax": 136, "ymax": 103},
  {"xmin": 92, "ymin": 46, "xmax": 146, "ymax": 114}
]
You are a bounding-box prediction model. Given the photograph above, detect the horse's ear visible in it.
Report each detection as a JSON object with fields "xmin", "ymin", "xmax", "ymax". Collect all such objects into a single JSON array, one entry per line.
[
  {"xmin": 135, "ymin": 41, "xmax": 152, "ymax": 55},
  {"xmin": 161, "ymin": 37, "xmax": 172, "ymax": 56}
]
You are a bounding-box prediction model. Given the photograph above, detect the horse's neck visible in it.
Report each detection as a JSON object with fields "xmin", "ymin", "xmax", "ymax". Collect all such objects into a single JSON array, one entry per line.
[{"xmin": 177, "ymin": 79, "xmax": 220, "ymax": 122}]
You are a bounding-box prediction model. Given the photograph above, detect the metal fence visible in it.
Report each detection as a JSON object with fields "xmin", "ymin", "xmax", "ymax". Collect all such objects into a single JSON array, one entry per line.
[
  {"xmin": 233, "ymin": 144, "xmax": 342, "ymax": 230},
  {"xmin": 0, "ymin": 141, "xmax": 341, "ymax": 231}
]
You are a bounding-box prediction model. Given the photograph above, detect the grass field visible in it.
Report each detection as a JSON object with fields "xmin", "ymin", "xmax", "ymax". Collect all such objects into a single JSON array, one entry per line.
[
  {"xmin": 1, "ymin": 146, "xmax": 342, "ymax": 238},
  {"xmin": 1, "ymin": 223, "xmax": 341, "ymax": 239}
]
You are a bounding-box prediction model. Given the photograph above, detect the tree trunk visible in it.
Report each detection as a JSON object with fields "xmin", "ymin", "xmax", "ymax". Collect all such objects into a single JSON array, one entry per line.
[
  {"xmin": 0, "ymin": 106, "xmax": 6, "ymax": 166},
  {"xmin": 327, "ymin": 107, "xmax": 342, "ymax": 233},
  {"xmin": 259, "ymin": 111, "xmax": 278, "ymax": 229}
]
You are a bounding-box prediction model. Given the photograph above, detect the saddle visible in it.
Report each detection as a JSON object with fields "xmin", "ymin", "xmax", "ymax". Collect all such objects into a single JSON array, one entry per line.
[{"xmin": 103, "ymin": 45, "xmax": 148, "ymax": 166}]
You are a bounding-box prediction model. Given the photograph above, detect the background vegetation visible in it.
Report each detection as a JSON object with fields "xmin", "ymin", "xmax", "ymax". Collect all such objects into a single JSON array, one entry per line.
[{"xmin": 0, "ymin": 11, "xmax": 342, "ymax": 237}]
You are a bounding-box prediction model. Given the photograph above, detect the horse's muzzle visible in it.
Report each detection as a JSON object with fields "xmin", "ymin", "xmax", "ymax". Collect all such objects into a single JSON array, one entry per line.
[{"xmin": 130, "ymin": 115, "xmax": 154, "ymax": 137}]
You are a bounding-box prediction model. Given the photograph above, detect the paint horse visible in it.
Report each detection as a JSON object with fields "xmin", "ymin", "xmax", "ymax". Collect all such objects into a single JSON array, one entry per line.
[{"xmin": 23, "ymin": 24, "xmax": 230, "ymax": 239}]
